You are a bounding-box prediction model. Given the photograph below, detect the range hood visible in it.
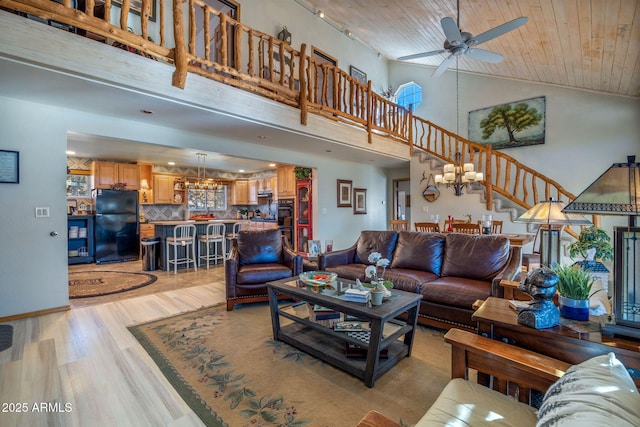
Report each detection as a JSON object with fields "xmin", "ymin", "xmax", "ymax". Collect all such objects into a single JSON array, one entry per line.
[{"xmin": 257, "ymin": 190, "xmax": 272, "ymax": 197}]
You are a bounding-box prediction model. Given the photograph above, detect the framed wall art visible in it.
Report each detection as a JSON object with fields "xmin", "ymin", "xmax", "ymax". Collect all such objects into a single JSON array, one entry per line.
[
  {"xmin": 337, "ymin": 179, "xmax": 352, "ymax": 207},
  {"xmin": 468, "ymin": 96, "xmax": 546, "ymax": 150},
  {"xmin": 349, "ymin": 65, "xmax": 367, "ymax": 84},
  {"xmin": 353, "ymin": 188, "xmax": 367, "ymax": 214},
  {"xmin": 0, "ymin": 150, "xmax": 19, "ymax": 184}
]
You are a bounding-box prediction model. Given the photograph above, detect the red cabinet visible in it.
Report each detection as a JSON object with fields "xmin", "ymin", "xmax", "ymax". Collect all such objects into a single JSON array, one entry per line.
[{"xmin": 296, "ymin": 179, "xmax": 312, "ymax": 254}]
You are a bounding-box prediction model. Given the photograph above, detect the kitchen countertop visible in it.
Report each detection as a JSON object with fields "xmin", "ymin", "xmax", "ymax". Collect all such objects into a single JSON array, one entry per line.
[{"xmin": 149, "ymin": 219, "xmax": 252, "ymax": 225}]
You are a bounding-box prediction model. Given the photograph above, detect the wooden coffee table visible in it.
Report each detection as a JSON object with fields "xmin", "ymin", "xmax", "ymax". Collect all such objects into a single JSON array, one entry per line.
[
  {"xmin": 267, "ymin": 277, "xmax": 422, "ymax": 387},
  {"xmin": 473, "ymin": 297, "xmax": 640, "ymax": 387}
]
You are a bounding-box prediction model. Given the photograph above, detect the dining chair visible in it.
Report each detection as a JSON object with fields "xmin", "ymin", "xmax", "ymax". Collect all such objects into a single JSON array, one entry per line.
[
  {"xmin": 522, "ymin": 227, "xmax": 542, "ymax": 272},
  {"xmin": 414, "ymin": 222, "xmax": 440, "ymax": 232},
  {"xmin": 389, "ymin": 219, "xmax": 408, "ymax": 231},
  {"xmin": 443, "ymin": 218, "xmax": 466, "ymax": 232},
  {"xmin": 451, "ymin": 223, "xmax": 481, "ymax": 235},
  {"xmin": 166, "ymin": 224, "xmax": 197, "ymax": 274},
  {"xmin": 198, "ymin": 223, "xmax": 225, "ymax": 269},
  {"xmin": 477, "ymin": 220, "xmax": 503, "ymax": 234}
]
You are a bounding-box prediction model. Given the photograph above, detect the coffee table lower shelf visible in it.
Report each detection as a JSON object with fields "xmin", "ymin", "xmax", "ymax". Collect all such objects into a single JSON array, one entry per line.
[{"xmin": 276, "ymin": 322, "xmax": 409, "ymax": 385}]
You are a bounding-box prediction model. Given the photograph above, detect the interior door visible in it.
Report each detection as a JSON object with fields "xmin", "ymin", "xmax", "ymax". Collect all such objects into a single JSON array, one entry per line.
[{"xmin": 311, "ymin": 46, "xmax": 337, "ymax": 109}]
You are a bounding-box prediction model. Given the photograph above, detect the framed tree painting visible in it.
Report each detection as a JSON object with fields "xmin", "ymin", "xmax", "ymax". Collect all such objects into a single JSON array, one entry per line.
[
  {"xmin": 337, "ymin": 179, "xmax": 352, "ymax": 207},
  {"xmin": 353, "ymin": 188, "xmax": 367, "ymax": 214},
  {"xmin": 468, "ymin": 96, "xmax": 546, "ymax": 149}
]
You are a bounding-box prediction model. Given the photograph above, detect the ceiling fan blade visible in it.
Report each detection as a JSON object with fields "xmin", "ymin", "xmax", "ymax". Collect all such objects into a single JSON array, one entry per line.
[
  {"xmin": 466, "ymin": 48, "xmax": 504, "ymax": 63},
  {"xmin": 397, "ymin": 49, "xmax": 446, "ymax": 61},
  {"xmin": 440, "ymin": 17, "xmax": 463, "ymax": 45},
  {"xmin": 432, "ymin": 55, "xmax": 456, "ymax": 78},
  {"xmin": 468, "ymin": 17, "xmax": 528, "ymax": 46}
]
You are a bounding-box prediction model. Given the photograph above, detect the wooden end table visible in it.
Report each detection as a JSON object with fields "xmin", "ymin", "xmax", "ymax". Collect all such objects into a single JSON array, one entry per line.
[
  {"xmin": 472, "ymin": 297, "xmax": 640, "ymax": 387},
  {"xmin": 267, "ymin": 277, "xmax": 422, "ymax": 387}
]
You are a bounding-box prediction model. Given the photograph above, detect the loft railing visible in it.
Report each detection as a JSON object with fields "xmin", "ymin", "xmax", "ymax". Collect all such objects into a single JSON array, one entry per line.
[{"xmin": 2, "ymin": 0, "xmax": 595, "ymax": 232}]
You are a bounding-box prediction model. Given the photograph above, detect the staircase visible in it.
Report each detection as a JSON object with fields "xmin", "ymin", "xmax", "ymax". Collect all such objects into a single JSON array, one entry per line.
[{"xmin": 410, "ymin": 118, "xmax": 598, "ymax": 237}]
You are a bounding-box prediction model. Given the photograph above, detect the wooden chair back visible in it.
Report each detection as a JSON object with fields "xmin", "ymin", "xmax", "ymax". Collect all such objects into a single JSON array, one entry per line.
[
  {"xmin": 443, "ymin": 218, "xmax": 466, "ymax": 231},
  {"xmin": 477, "ymin": 219, "xmax": 504, "ymax": 234},
  {"xmin": 389, "ymin": 219, "xmax": 408, "ymax": 231},
  {"xmin": 451, "ymin": 223, "xmax": 481, "ymax": 235},
  {"xmin": 414, "ymin": 222, "xmax": 439, "ymax": 232}
]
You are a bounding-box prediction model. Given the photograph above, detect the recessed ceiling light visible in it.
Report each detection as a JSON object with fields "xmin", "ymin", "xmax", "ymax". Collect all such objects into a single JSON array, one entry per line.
[
  {"xmin": 66, "ymin": 150, "xmax": 76, "ymax": 155},
  {"xmin": 168, "ymin": 161, "xmax": 175, "ymax": 165},
  {"xmin": 239, "ymin": 169, "xmax": 245, "ymax": 173},
  {"xmin": 325, "ymin": 149, "xmax": 332, "ymax": 153},
  {"xmin": 140, "ymin": 109, "xmax": 153, "ymax": 115},
  {"xmin": 317, "ymin": 10, "xmax": 325, "ymax": 18},
  {"xmin": 269, "ymin": 163, "xmax": 276, "ymax": 167},
  {"xmin": 257, "ymin": 135, "xmax": 267, "ymax": 139}
]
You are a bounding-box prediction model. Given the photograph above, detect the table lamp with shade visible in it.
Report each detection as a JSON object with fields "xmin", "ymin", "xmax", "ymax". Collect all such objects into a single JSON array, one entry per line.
[
  {"xmin": 515, "ymin": 198, "xmax": 592, "ymax": 268},
  {"xmin": 140, "ymin": 179, "xmax": 150, "ymax": 203},
  {"xmin": 562, "ymin": 155, "xmax": 640, "ymax": 339}
]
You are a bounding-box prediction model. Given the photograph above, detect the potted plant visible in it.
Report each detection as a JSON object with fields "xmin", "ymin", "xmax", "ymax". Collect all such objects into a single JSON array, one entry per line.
[
  {"xmin": 552, "ymin": 264, "xmax": 598, "ymax": 321},
  {"xmin": 294, "ymin": 167, "xmax": 312, "ymax": 180},
  {"xmin": 567, "ymin": 226, "xmax": 613, "ymax": 263}
]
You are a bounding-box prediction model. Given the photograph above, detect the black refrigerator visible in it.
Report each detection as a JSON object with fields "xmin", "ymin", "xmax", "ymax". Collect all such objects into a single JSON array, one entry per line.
[{"xmin": 94, "ymin": 189, "xmax": 139, "ymax": 264}]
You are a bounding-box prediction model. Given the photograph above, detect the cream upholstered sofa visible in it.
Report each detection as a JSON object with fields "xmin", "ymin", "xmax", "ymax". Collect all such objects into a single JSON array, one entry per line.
[{"xmin": 356, "ymin": 329, "xmax": 640, "ymax": 427}]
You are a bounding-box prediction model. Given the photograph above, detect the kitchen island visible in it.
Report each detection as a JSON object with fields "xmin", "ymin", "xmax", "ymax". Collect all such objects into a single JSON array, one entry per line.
[{"xmin": 151, "ymin": 220, "xmax": 252, "ymax": 271}]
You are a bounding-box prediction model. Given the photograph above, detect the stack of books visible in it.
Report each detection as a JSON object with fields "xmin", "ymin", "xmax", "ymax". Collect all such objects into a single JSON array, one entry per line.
[
  {"xmin": 344, "ymin": 288, "xmax": 370, "ymax": 303},
  {"xmin": 308, "ymin": 304, "xmax": 342, "ymax": 327}
]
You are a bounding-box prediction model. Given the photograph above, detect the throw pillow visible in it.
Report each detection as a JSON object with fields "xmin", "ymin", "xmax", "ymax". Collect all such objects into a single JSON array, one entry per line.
[{"xmin": 536, "ymin": 352, "xmax": 640, "ymax": 427}]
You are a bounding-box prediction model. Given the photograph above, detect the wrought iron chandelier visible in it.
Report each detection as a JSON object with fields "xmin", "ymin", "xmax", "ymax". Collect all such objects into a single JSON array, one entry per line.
[{"xmin": 434, "ymin": 152, "xmax": 483, "ymax": 196}]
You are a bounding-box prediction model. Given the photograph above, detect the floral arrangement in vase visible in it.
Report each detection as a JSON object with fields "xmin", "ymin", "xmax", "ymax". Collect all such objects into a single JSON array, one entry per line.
[{"xmin": 364, "ymin": 252, "xmax": 393, "ymax": 291}]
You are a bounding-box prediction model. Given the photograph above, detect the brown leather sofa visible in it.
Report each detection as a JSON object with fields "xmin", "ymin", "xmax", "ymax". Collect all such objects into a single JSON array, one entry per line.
[
  {"xmin": 225, "ymin": 229, "xmax": 302, "ymax": 311},
  {"xmin": 318, "ymin": 230, "xmax": 522, "ymax": 329}
]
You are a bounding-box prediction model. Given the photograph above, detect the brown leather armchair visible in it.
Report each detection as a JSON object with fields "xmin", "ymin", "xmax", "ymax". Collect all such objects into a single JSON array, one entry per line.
[{"xmin": 225, "ymin": 228, "xmax": 302, "ymax": 311}]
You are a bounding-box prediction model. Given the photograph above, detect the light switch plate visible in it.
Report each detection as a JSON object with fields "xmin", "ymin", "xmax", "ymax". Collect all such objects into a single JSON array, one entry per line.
[{"xmin": 35, "ymin": 207, "xmax": 50, "ymax": 217}]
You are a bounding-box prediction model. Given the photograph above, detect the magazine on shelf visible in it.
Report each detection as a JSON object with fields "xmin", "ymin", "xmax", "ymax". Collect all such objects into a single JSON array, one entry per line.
[{"xmin": 334, "ymin": 321, "xmax": 365, "ymax": 332}]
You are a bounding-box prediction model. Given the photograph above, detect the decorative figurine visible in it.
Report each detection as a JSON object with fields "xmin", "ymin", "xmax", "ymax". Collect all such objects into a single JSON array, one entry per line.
[{"xmin": 517, "ymin": 267, "xmax": 560, "ymax": 329}]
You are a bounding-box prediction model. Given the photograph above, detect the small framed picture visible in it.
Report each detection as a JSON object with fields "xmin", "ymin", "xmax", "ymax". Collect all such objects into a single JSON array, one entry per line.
[
  {"xmin": 337, "ymin": 179, "xmax": 352, "ymax": 207},
  {"xmin": 308, "ymin": 240, "xmax": 321, "ymax": 257},
  {"xmin": 353, "ymin": 188, "xmax": 367, "ymax": 214},
  {"xmin": 350, "ymin": 65, "xmax": 367, "ymax": 84},
  {"xmin": 0, "ymin": 150, "xmax": 19, "ymax": 184}
]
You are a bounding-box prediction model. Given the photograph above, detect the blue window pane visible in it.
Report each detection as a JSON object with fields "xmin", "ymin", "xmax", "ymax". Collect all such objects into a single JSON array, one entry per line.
[{"xmin": 397, "ymin": 83, "xmax": 422, "ymax": 110}]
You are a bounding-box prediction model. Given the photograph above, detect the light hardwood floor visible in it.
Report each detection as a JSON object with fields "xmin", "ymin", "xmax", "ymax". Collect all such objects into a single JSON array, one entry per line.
[{"xmin": 0, "ymin": 261, "xmax": 227, "ymax": 427}]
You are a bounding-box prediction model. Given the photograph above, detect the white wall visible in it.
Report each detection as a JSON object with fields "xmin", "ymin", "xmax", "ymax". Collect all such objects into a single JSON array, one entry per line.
[
  {"xmin": 0, "ymin": 97, "xmax": 70, "ymax": 316},
  {"xmin": 390, "ymin": 61, "xmax": 640, "ymax": 259}
]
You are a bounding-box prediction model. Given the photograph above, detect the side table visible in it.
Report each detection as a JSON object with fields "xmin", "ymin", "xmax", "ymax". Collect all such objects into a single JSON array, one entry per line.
[{"xmin": 472, "ymin": 297, "xmax": 640, "ymax": 387}]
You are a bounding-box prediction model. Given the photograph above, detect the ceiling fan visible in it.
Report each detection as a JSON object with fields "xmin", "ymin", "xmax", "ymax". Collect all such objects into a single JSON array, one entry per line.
[{"xmin": 398, "ymin": 1, "xmax": 528, "ymax": 78}]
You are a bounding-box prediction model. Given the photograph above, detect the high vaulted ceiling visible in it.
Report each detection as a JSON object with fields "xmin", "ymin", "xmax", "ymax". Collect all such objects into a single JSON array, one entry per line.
[{"xmin": 299, "ymin": 0, "xmax": 640, "ymax": 98}]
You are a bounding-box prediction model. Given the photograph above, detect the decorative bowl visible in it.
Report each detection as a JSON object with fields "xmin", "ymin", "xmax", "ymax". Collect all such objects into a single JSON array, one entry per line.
[{"xmin": 299, "ymin": 271, "xmax": 338, "ymax": 289}]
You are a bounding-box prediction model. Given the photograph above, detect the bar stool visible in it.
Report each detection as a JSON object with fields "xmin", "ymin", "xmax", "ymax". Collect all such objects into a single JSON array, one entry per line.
[
  {"xmin": 198, "ymin": 223, "xmax": 225, "ymax": 269},
  {"xmin": 225, "ymin": 222, "xmax": 247, "ymax": 256},
  {"xmin": 166, "ymin": 224, "xmax": 197, "ymax": 274}
]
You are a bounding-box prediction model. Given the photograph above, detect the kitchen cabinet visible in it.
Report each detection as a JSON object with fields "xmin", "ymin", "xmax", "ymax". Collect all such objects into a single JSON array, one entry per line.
[
  {"xmin": 68, "ymin": 215, "xmax": 95, "ymax": 264},
  {"xmin": 232, "ymin": 179, "xmax": 258, "ymax": 205},
  {"xmin": 248, "ymin": 179, "xmax": 258, "ymax": 205},
  {"xmin": 92, "ymin": 161, "xmax": 140, "ymax": 190},
  {"xmin": 232, "ymin": 179, "xmax": 248, "ymax": 205},
  {"xmin": 153, "ymin": 174, "xmax": 185, "ymax": 204},
  {"xmin": 138, "ymin": 163, "xmax": 153, "ymax": 205},
  {"xmin": 277, "ymin": 165, "xmax": 295, "ymax": 198}
]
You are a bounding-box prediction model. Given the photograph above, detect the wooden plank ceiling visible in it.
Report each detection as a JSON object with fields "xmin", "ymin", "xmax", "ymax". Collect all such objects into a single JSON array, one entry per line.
[{"xmin": 297, "ymin": 0, "xmax": 640, "ymax": 98}]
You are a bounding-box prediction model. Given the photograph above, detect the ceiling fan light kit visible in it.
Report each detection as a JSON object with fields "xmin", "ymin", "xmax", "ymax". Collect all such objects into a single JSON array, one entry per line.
[{"xmin": 397, "ymin": 1, "xmax": 528, "ymax": 78}]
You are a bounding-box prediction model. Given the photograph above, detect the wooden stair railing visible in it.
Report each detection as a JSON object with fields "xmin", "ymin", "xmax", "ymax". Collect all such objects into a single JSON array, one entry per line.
[{"xmin": 2, "ymin": 0, "xmax": 596, "ymax": 236}]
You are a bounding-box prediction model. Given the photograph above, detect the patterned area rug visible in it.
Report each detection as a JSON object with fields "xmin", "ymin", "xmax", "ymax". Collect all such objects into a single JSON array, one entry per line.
[
  {"xmin": 69, "ymin": 271, "xmax": 157, "ymax": 298},
  {"xmin": 128, "ymin": 303, "xmax": 451, "ymax": 427}
]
